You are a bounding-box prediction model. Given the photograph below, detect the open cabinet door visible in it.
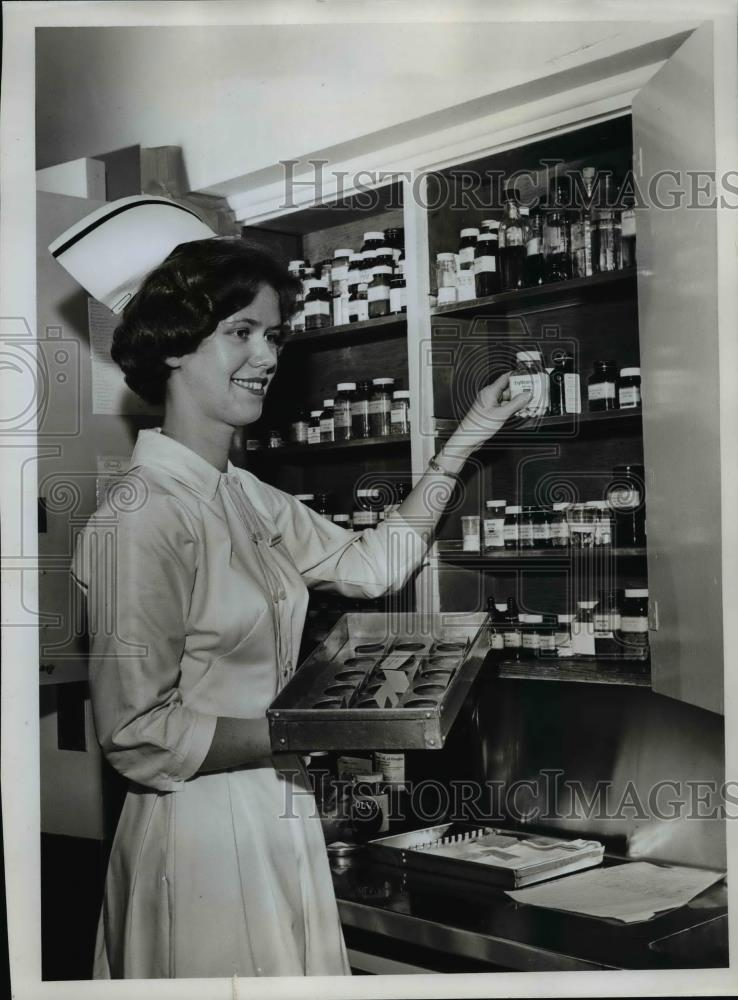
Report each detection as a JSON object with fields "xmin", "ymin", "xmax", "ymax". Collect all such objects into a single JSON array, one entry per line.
[{"xmin": 632, "ymin": 22, "xmax": 730, "ymax": 715}]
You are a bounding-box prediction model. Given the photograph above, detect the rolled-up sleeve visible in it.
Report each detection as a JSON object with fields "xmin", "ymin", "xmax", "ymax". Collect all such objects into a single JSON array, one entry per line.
[
  {"xmin": 263, "ymin": 484, "xmax": 429, "ymax": 599},
  {"xmin": 71, "ymin": 486, "xmax": 217, "ymax": 792}
]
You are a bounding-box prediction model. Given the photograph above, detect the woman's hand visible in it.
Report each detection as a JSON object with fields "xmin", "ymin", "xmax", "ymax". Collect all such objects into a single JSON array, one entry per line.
[{"xmin": 451, "ymin": 373, "xmax": 532, "ymax": 454}]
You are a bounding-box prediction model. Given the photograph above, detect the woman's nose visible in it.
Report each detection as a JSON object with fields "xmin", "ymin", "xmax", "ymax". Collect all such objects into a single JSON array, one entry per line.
[{"xmin": 250, "ymin": 334, "xmax": 278, "ymax": 371}]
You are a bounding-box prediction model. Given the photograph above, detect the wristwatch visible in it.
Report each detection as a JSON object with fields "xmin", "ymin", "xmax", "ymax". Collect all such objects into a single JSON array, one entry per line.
[{"xmin": 428, "ymin": 454, "xmax": 457, "ymax": 478}]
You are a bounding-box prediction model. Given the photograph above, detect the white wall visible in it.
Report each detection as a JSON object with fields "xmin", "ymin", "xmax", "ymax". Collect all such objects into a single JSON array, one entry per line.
[{"xmin": 36, "ymin": 21, "xmax": 695, "ymax": 196}]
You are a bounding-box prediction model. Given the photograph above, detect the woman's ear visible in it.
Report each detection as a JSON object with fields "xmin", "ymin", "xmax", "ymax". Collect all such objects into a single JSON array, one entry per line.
[{"xmin": 164, "ymin": 356, "xmax": 183, "ymax": 370}]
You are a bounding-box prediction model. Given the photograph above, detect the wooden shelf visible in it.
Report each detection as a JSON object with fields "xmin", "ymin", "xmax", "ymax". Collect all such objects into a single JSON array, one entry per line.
[
  {"xmin": 431, "ymin": 269, "xmax": 636, "ymax": 320},
  {"xmin": 436, "ymin": 542, "xmax": 647, "ymax": 566},
  {"xmin": 282, "ymin": 313, "xmax": 406, "ymax": 350},
  {"xmin": 490, "ymin": 656, "xmax": 650, "ymax": 687},
  {"xmin": 257, "ymin": 433, "xmax": 410, "ymax": 460},
  {"xmin": 433, "ymin": 408, "xmax": 642, "ymax": 441}
]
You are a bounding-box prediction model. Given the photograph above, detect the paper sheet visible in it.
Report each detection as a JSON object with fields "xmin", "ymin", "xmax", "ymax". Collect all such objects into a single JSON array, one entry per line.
[{"xmin": 506, "ymin": 861, "xmax": 724, "ymax": 923}]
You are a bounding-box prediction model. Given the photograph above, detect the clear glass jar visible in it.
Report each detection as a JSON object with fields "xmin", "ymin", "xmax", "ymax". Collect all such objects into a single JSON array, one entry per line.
[
  {"xmin": 555, "ymin": 614, "xmax": 575, "ymax": 655},
  {"xmin": 436, "ymin": 252, "xmax": 457, "ymax": 304},
  {"xmin": 307, "ymin": 410, "xmax": 322, "ymax": 445},
  {"xmin": 538, "ymin": 616, "xmax": 558, "ymax": 657},
  {"xmin": 304, "ymin": 278, "xmax": 332, "ymax": 330},
  {"xmin": 369, "ymin": 378, "xmax": 394, "ymax": 437},
  {"xmin": 594, "ymin": 501, "xmax": 613, "ymax": 546},
  {"xmin": 348, "ymin": 282, "xmax": 369, "ymax": 324},
  {"xmin": 617, "ymin": 588, "xmax": 649, "ymax": 660},
  {"xmin": 331, "ymin": 256, "xmax": 350, "ymax": 327},
  {"xmin": 533, "ymin": 507, "xmax": 551, "ymax": 548},
  {"xmin": 509, "ymin": 350, "xmax": 550, "ymax": 418},
  {"xmin": 290, "ymin": 409, "xmax": 310, "ymax": 444},
  {"xmin": 592, "ymin": 209, "xmax": 622, "ymax": 273},
  {"xmin": 549, "ymin": 502, "xmax": 570, "ymax": 546},
  {"xmin": 474, "ymin": 229, "xmax": 500, "ymax": 298},
  {"xmin": 334, "ymin": 382, "xmax": 356, "ymax": 441},
  {"xmin": 544, "ymin": 179, "xmax": 572, "ymax": 282},
  {"xmin": 571, "ymin": 166, "xmax": 595, "ymax": 278},
  {"xmin": 368, "ymin": 266, "xmax": 392, "ymax": 319},
  {"xmin": 567, "ymin": 503, "xmax": 597, "ymax": 548},
  {"xmin": 319, "ymin": 399, "xmax": 335, "ymax": 442},
  {"xmin": 267, "ymin": 429, "xmax": 283, "ymax": 449},
  {"xmin": 608, "ymin": 464, "xmax": 646, "ymax": 547},
  {"xmin": 390, "ymin": 390, "xmax": 410, "ymax": 435},
  {"xmin": 351, "ymin": 380, "xmax": 372, "ymax": 439},
  {"xmin": 572, "ymin": 599, "xmax": 598, "ymax": 657},
  {"xmin": 618, "ymin": 367, "xmax": 641, "ymax": 409},
  {"xmin": 587, "ymin": 361, "xmax": 618, "ymax": 412},
  {"xmin": 483, "ymin": 499, "xmax": 507, "ymax": 549},
  {"xmin": 521, "ymin": 614, "xmax": 543, "ymax": 659},
  {"xmin": 503, "ymin": 505, "xmax": 521, "ymax": 549}
]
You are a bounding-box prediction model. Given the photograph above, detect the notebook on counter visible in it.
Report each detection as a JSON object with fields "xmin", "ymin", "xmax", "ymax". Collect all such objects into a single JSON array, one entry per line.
[{"xmin": 369, "ymin": 823, "xmax": 605, "ymax": 888}]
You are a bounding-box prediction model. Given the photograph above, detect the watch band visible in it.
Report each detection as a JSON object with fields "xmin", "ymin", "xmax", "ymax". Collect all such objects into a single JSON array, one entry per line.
[{"xmin": 428, "ymin": 454, "xmax": 457, "ymax": 478}]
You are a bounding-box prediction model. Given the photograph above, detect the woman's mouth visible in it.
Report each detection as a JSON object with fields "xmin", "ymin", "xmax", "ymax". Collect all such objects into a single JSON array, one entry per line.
[{"xmin": 231, "ymin": 377, "xmax": 267, "ymax": 397}]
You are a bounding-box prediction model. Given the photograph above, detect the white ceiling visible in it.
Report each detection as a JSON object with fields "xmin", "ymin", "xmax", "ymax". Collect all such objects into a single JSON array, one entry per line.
[{"xmin": 36, "ymin": 21, "xmax": 694, "ymax": 195}]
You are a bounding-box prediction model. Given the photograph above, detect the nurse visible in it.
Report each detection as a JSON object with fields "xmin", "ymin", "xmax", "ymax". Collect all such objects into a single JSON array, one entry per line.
[{"xmin": 55, "ymin": 200, "xmax": 530, "ymax": 979}]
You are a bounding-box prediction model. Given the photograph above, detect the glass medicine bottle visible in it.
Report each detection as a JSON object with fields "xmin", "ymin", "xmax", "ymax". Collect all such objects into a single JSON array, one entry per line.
[
  {"xmin": 351, "ymin": 380, "xmax": 372, "ymax": 439},
  {"xmin": 436, "ymin": 252, "xmax": 457, "ymax": 305},
  {"xmin": 618, "ymin": 367, "xmax": 641, "ymax": 409},
  {"xmin": 608, "ymin": 464, "xmax": 646, "ymax": 547},
  {"xmin": 549, "ymin": 503, "xmax": 570, "ymax": 547},
  {"xmin": 348, "ymin": 283, "xmax": 369, "ymax": 324},
  {"xmin": 319, "ymin": 399, "xmax": 335, "ymax": 442},
  {"xmin": 524, "ymin": 209, "xmax": 545, "ymax": 287},
  {"xmin": 592, "ymin": 174, "xmax": 621, "ymax": 273},
  {"xmin": 549, "ymin": 353, "xmax": 581, "ymax": 415},
  {"xmin": 503, "ymin": 597, "xmax": 522, "ymax": 659},
  {"xmin": 474, "ymin": 228, "xmax": 500, "ymax": 298},
  {"xmin": 289, "ymin": 409, "xmax": 310, "ymax": 445},
  {"xmin": 390, "ymin": 390, "xmax": 410, "ymax": 435},
  {"xmin": 369, "ymin": 378, "xmax": 394, "ymax": 437},
  {"xmin": 304, "ymin": 278, "xmax": 332, "ymax": 330},
  {"xmin": 503, "ymin": 505, "xmax": 521, "ymax": 549},
  {"xmin": 518, "ymin": 507, "xmax": 535, "ymax": 549},
  {"xmin": 333, "ymin": 383, "xmax": 356, "ymax": 442},
  {"xmin": 509, "ymin": 350, "xmax": 550, "ymax": 419},
  {"xmin": 368, "ymin": 266, "xmax": 392, "ymax": 319},
  {"xmin": 620, "ymin": 195, "xmax": 636, "ymax": 269},
  {"xmin": 570, "ymin": 166, "xmax": 596, "ymax": 279},
  {"xmin": 390, "ymin": 271, "xmax": 407, "ymax": 314},
  {"xmin": 544, "ymin": 178, "xmax": 573, "ymax": 282},
  {"xmin": 499, "ymin": 186, "xmax": 526, "ymax": 291},
  {"xmin": 617, "ymin": 589, "xmax": 649, "ymax": 660},
  {"xmin": 307, "ymin": 409, "xmax": 322, "ymax": 445},
  {"xmin": 587, "ymin": 361, "xmax": 618, "ymax": 412}
]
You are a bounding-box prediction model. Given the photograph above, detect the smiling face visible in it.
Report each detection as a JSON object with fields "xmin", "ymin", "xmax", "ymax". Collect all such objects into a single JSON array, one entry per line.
[{"xmin": 166, "ymin": 283, "xmax": 283, "ymax": 431}]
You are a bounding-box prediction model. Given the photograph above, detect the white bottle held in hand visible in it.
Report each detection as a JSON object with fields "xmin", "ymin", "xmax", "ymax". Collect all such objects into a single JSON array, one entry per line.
[{"xmin": 509, "ymin": 350, "xmax": 550, "ymax": 418}]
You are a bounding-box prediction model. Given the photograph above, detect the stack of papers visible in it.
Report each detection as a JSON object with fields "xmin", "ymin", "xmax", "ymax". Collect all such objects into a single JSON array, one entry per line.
[{"xmin": 506, "ymin": 861, "xmax": 725, "ymax": 923}]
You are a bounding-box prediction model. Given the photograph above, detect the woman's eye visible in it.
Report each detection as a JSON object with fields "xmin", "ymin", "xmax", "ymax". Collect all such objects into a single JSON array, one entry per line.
[{"xmin": 233, "ymin": 328, "xmax": 250, "ymax": 339}]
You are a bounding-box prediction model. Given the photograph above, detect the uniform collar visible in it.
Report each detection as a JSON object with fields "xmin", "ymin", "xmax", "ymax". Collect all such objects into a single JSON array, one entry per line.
[{"xmin": 129, "ymin": 428, "xmax": 237, "ymax": 501}]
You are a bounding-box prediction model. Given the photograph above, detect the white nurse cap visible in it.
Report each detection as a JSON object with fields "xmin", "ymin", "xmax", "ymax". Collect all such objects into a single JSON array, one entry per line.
[{"xmin": 48, "ymin": 195, "xmax": 218, "ymax": 314}]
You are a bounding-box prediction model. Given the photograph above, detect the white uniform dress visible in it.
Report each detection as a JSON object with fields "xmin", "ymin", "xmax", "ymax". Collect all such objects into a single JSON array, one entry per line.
[{"xmin": 72, "ymin": 428, "xmax": 427, "ymax": 979}]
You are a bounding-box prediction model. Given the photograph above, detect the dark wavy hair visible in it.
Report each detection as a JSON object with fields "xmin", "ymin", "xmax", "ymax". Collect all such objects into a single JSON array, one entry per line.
[{"xmin": 111, "ymin": 238, "xmax": 301, "ymax": 405}]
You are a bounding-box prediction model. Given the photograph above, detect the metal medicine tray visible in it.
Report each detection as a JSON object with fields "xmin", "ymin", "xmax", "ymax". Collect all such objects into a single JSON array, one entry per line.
[{"xmin": 267, "ymin": 612, "xmax": 490, "ymax": 752}]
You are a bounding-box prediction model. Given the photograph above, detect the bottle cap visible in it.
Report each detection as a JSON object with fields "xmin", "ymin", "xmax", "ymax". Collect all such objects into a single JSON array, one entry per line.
[
  {"xmin": 363, "ymin": 232, "xmax": 384, "ymax": 242},
  {"xmin": 333, "ymin": 248, "xmax": 353, "ymax": 259},
  {"xmin": 516, "ymin": 350, "xmax": 543, "ymax": 362},
  {"xmin": 485, "ymin": 500, "xmax": 507, "ymax": 509},
  {"xmin": 337, "ymin": 382, "xmax": 357, "ymax": 391},
  {"xmin": 371, "ymin": 265, "xmax": 393, "ymax": 276},
  {"xmin": 558, "ymin": 614, "xmax": 576, "ymax": 624},
  {"xmin": 437, "ymin": 252, "xmax": 456, "ymax": 262},
  {"xmin": 520, "ymin": 206, "xmax": 530, "ymax": 216},
  {"xmin": 294, "ymin": 494, "xmax": 315, "ymax": 501},
  {"xmin": 357, "ymin": 488, "xmax": 380, "ymax": 497},
  {"xmin": 349, "ymin": 254, "xmax": 363, "ymax": 263},
  {"xmin": 303, "ymin": 278, "xmax": 319, "ymax": 291},
  {"xmin": 620, "ymin": 367, "xmax": 641, "ymax": 377},
  {"xmin": 357, "ymin": 283, "xmax": 368, "ymax": 293},
  {"xmin": 309, "ymin": 409, "xmax": 322, "ymax": 417},
  {"xmin": 495, "ymin": 603, "xmax": 507, "ymax": 612},
  {"xmin": 460, "ymin": 228, "xmax": 480, "ymax": 238},
  {"xmin": 552, "ymin": 502, "xmax": 570, "ymax": 511},
  {"xmin": 392, "ymin": 390, "xmax": 410, "ymax": 400},
  {"xmin": 288, "ymin": 259, "xmax": 306, "ymax": 269},
  {"xmin": 332, "ymin": 514, "xmax": 350, "ymax": 523},
  {"xmin": 577, "ymin": 600, "xmax": 598, "ymax": 609},
  {"xmin": 506, "ymin": 505, "xmax": 522, "ymax": 514},
  {"xmin": 322, "ymin": 399, "xmax": 334, "ymax": 407},
  {"xmin": 624, "ymin": 588, "xmax": 649, "ymax": 598},
  {"xmin": 372, "ymin": 378, "xmax": 395, "ymax": 387},
  {"xmin": 527, "ymin": 614, "xmax": 543, "ymax": 623},
  {"xmin": 481, "ymin": 219, "xmax": 501, "ymax": 230}
]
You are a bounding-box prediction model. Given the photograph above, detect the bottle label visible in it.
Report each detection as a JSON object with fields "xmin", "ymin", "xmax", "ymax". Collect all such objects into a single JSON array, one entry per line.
[
  {"xmin": 390, "ymin": 407, "xmax": 409, "ymax": 424},
  {"xmin": 291, "ymin": 422, "xmax": 308, "ymax": 443},
  {"xmin": 545, "ymin": 224, "xmax": 568, "ymax": 256},
  {"xmin": 526, "ymin": 236, "xmax": 542, "ymax": 257},
  {"xmin": 368, "ymin": 285, "xmax": 390, "ymax": 303},
  {"xmin": 532, "ymin": 524, "xmax": 548, "ymax": 543},
  {"xmin": 351, "ymin": 400, "xmax": 369, "ymax": 417},
  {"xmin": 503, "ymin": 629, "xmax": 521, "ymax": 647},
  {"xmin": 522, "ymin": 633, "xmax": 540, "ymax": 650},
  {"xmin": 510, "ymin": 371, "xmax": 549, "ymax": 416},
  {"xmin": 621, "ymin": 211, "xmax": 636, "ymax": 238},
  {"xmin": 389, "ymin": 287, "xmax": 407, "ymax": 312},
  {"xmin": 489, "ymin": 632, "xmax": 505, "ymax": 650},
  {"xmin": 459, "ymin": 246, "xmax": 476, "ymax": 266},
  {"xmin": 334, "ymin": 404, "xmax": 351, "ymax": 428},
  {"xmin": 307, "ymin": 426, "xmax": 321, "ymax": 445},
  {"xmin": 519, "ymin": 523, "xmax": 534, "ymax": 543},
  {"xmin": 483, "ymin": 517, "xmax": 506, "ymax": 547},
  {"xmin": 619, "ymin": 615, "xmax": 648, "ymax": 633},
  {"xmin": 474, "ymin": 255, "xmax": 497, "ymax": 274},
  {"xmin": 550, "ymin": 522, "xmax": 569, "ymax": 541},
  {"xmin": 503, "ymin": 523, "xmax": 518, "ymax": 543},
  {"xmin": 349, "ymin": 301, "xmax": 369, "ymax": 323},
  {"xmin": 619, "ymin": 386, "xmax": 641, "ymax": 408},
  {"xmin": 305, "ymin": 299, "xmax": 330, "ymax": 317},
  {"xmin": 539, "ymin": 634, "xmax": 556, "ymax": 652},
  {"xmin": 564, "ymin": 373, "xmax": 582, "ymax": 413},
  {"xmin": 368, "ymin": 399, "xmax": 391, "ymax": 414},
  {"xmin": 320, "ymin": 418, "xmax": 334, "ymax": 435},
  {"xmin": 588, "ymin": 381, "xmax": 616, "ymax": 401},
  {"xmin": 504, "ymin": 229, "xmax": 523, "ymax": 247},
  {"xmin": 374, "ymin": 752, "xmax": 405, "ymax": 785},
  {"xmin": 595, "ymin": 523, "xmax": 612, "ymax": 546}
]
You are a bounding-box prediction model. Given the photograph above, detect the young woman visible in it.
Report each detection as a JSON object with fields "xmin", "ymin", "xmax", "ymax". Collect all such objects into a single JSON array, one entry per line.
[{"xmin": 71, "ymin": 238, "xmax": 530, "ymax": 979}]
